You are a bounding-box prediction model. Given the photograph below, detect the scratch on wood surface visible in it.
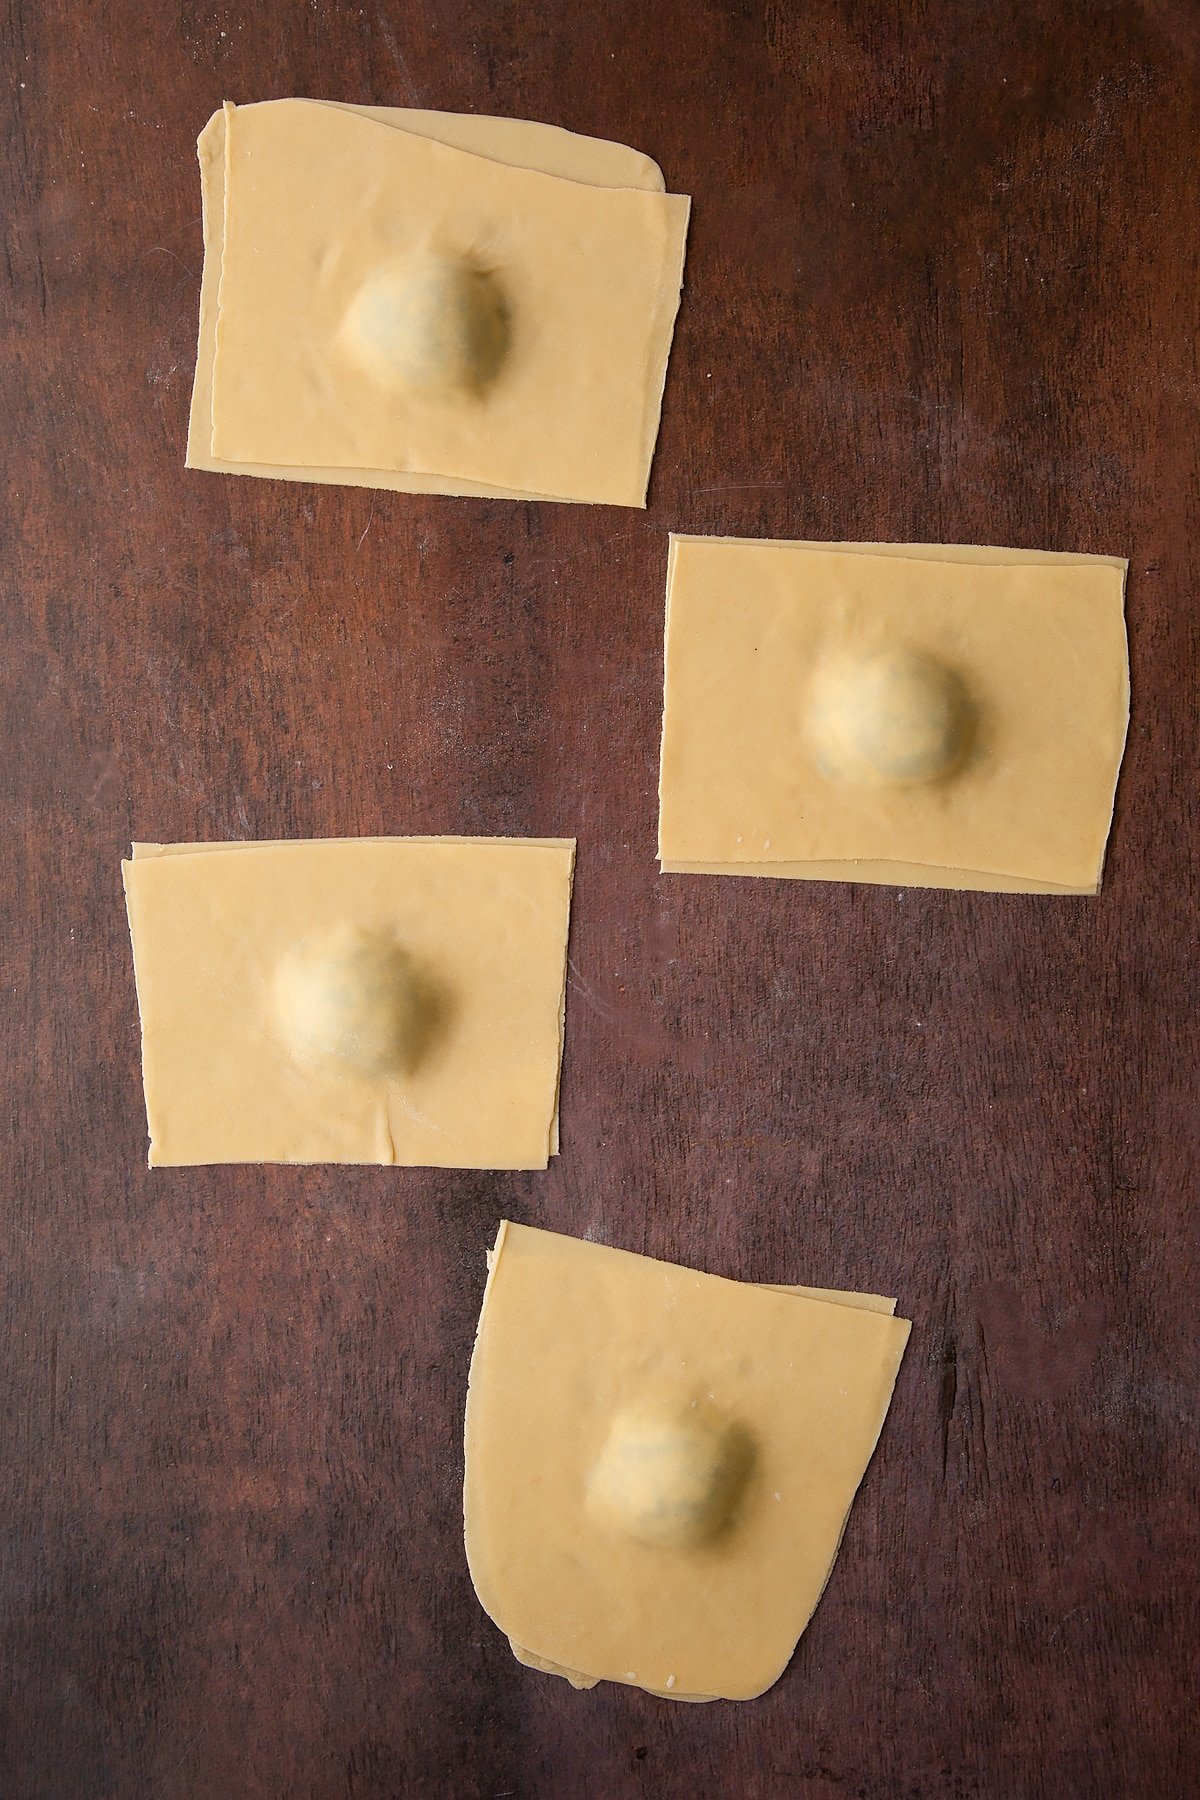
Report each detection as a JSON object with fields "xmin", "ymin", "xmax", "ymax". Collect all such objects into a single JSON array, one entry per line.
[
  {"xmin": 940, "ymin": 1339, "xmax": 958, "ymax": 1479},
  {"xmin": 1047, "ymin": 1604, "xmax": 1089, "ymax": 1645},
  {"xmin": 548, "ymin": 528, "xmax": 645, "ymax": 581},
  {"xmin": 566, "ymin": 956, "xmax": 622, "ymax": 1024},
  {"xmin": 139, "ymin": 243, "xmax": 197, "ymax": 283},
  {"xmin": 542, "ymin": 1677, "xmax": 607, "ymax": 1755},
  {"xmin": 375, "ymin": 7, "xmax": 422, "ymax": 105},
  {"xmin": 171, "ymin": 1568, "xmax": 310, "ymax": 1775},
  {"xmin": 692, "ymin": 479, "xmax": 789, "ymax": 493}
]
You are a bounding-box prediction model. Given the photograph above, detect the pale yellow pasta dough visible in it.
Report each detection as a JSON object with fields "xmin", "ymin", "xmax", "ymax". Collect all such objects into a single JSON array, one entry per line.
[
  {"xmin": 658, "ymin": 536, "xmax": 1129, "ymax": 892},
  {"xmin": 186, "ymin": 102, "xmax": 668, "ymax": 501},
  {"xmin": 196, "ymin": 100, "xmax": 688, "ymax": 506},
  {"xmin": 122, "ymin": 838, "xmax": 575, "ymax": 1168},
  {"xmin": 464, "ymin": 1221, "xmax": 911, "ymax": 1702}
]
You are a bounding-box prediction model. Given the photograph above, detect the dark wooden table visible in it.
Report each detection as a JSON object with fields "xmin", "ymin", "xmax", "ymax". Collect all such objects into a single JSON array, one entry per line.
[{"xmin": 4, "ymin": 3, "xmax": 1198, "ymax": 1795}]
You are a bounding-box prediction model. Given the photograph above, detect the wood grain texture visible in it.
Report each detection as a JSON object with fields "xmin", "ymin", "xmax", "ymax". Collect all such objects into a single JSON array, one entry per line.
[{"xmin": 2, "ymin": 2, "xmax": 1198, "ymax": 1795}]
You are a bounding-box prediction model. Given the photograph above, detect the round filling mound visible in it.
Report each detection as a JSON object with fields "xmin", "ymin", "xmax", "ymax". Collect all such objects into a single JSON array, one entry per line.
[
  {"xmin": 586, "ymin": 1401, "xmax": 755, "ymax": 1551},
  {"xmin": 808, "ymin": 644, "xmax": 976, "ymax": 787},
  {"xmin": 274, "ymin": 926, "xmax": 417, "ymax": 1076},
  {"xmin": 339, "ymin": 253, "xmax": 510, "ymax": 397}
]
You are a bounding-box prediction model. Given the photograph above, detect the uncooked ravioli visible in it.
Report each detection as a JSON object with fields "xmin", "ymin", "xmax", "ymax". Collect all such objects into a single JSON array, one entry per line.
[
  {"xmin": 658, "ymin": 535, "xmax": 1129, "ymax": 892},
  {"xmin": 464, "ymin": 1222, "xmax": 911, "ymax": 1702},
  {"xmin": 122, "ymin": 838, "xmax": 575, "ymax": 1169},
  {"xmin": 187, "ymin": 104, "xmax": 670, "ymax": 501},
  {"xmin": 190, "ymin": 99, "xmax": 689, "ymax": 506}
]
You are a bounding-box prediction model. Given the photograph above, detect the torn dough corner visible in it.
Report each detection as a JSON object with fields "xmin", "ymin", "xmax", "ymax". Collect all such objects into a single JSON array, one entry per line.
[
  {"xmin": 657, "ymin": 536, "xmax": 1129, "ymax": 894},
  {"xmin": 122, "ymin": 837, "xmax": 575, "ymax": 1169},
  {"xmin": 463, "ymin": 1221, "xmax": 911, "ymax": 1702},
  {"xmin": 187, "ymin": 99, "xmax": 690, "ymax": 506}
]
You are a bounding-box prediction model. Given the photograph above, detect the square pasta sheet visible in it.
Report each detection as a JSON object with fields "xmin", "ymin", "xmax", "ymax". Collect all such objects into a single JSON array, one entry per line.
[
  {"xmin": 123, "ymin": 838, "xmax": 575, "ymax": 1168},
  {"xmin": 658, "ymin": 537, "xmax": 1130, "ymax": 893},
  {"xmin": 188, "ymin": 100, "xmax": 690, "ymax": 505}
]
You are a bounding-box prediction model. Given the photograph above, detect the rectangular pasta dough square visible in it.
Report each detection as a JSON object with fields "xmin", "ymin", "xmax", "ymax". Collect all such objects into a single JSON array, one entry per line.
[
  {"xmin": 187, "ymin": 103, "xmax": 671, "ymax": 501},
  {"xmin": 123, "ymin": 838, "xmax": 575, "ymax": 1169},
  {"xmin": 658, "ymin": 537, "xmax": 1129, "ymax": 892},
  {"xmin": 207, "ymin": 100, "xmax": 690, "ymax": 506}
]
